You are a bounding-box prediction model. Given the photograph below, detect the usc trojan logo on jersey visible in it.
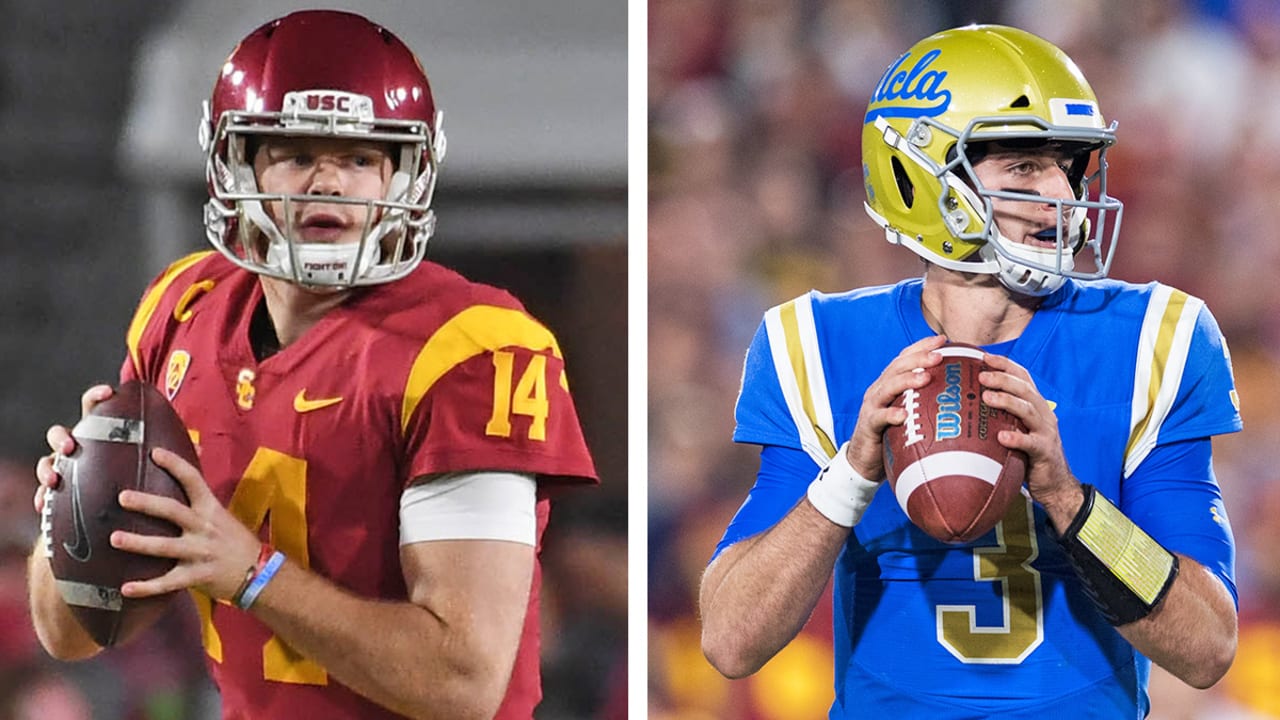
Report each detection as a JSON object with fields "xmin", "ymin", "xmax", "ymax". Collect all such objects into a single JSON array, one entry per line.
[
  {"xmin": 165, "ymin": 350, "xmax": 191, "ymax": 400},
  {"xmin": 236, "ymin": 368, "xmax": 256, "ymax": 410}
]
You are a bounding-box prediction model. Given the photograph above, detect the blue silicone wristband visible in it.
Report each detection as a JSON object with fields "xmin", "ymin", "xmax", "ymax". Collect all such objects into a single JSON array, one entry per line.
[{"xmin": 237, "ymin": 551, "xmax": 285, "ymax": 610}]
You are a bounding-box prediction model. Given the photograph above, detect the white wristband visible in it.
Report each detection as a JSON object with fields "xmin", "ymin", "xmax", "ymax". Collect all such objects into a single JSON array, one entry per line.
[{"xmin": 806, "ymin": 441, "xmax": 882, "ymax": 527}]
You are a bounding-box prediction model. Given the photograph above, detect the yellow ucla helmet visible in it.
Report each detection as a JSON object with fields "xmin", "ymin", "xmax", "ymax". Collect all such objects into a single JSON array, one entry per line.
[{"xmin": 862, "ymin": 25, "xmax": 1123, "ymax": 296}]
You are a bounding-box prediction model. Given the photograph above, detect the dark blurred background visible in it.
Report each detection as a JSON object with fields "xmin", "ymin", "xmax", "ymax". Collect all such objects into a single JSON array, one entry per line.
[
  {"xmin": 648, "ymin": 1, "xmax": 1280, "ymax": 718},
  {"xmin": 0, "ymin": 2, "xmax": 627, "ymax": 719}
]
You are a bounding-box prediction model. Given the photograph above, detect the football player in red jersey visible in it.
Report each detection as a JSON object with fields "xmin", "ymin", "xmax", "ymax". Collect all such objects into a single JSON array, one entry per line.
[{"xmin": 27, "ymin": 10, "xmax": 597, "ymax": 720}]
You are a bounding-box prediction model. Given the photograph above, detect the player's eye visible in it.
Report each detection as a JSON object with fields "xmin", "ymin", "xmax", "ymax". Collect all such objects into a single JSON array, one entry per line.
[{"xmin": 350, "ymin": 151, "xmax": 385, "ymax": 168}]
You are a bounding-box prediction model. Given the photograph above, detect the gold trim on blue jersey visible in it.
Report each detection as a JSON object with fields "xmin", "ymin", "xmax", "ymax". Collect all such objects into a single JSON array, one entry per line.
[
  {"xmin": 1124, "ymin": 285, "xmax": 1203, "ymax": 477},
  {"xmin": 764, "ymin": 295, "xmax": 838, "ymax": 465}
]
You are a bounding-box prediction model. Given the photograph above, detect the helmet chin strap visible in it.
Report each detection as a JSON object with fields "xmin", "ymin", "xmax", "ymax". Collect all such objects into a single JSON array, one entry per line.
[
  {"xmin": 265, "ymin": 237, "xmax": 381, "ymax": 287},
  {"xmin": 983, "ymin": 204, "xmax": 1088, "ymax": 297},
  {"xmin": 235, "ymin": 162, "xmax": 413, "ymax": 287},
  {"xmin": 361, "ymin": 170, "xmax": 412, "ymax": 276},
  {"xmin": 981, "ymin": 235, "xmax": 1072, "ymax": 297},
  {"xmin": 231, "ymin": 191, "xmax": 360, "ymax": 286}
]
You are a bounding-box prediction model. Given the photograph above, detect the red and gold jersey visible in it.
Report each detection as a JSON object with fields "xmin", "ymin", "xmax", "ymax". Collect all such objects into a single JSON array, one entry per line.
[{"xmin": 121, "ymin": 252, "xmax": 597, "ymax": 719}]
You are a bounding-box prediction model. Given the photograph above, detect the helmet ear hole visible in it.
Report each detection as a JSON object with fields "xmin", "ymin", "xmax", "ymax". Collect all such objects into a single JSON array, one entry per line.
[
  {"xmin": 1009, "ymin": 94, "xmax": 1031, "ymax": 109},
  {"xmin": 891, "ymin": 156, "xmax": 915, "ymax": 209}
]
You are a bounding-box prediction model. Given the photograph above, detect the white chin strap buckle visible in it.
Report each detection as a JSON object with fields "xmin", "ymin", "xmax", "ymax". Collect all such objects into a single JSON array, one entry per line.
[
  {"xmin": 265, "ymin": 241, "xmax": 380, "ymax": 286},
  {"xmin": 985, "ymin": 236, "xmax": 1074, "ymax": 297}
]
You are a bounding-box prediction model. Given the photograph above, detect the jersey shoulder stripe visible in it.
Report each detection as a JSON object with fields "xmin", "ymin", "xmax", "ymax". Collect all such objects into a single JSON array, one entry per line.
[
  {"xmin": 125, "ymin": 251, "xmax": 217, "ymax": 375},
  {"xmin": 400, "ymin": 304, "xmax": 565, "ymax": 434},
  {"xmin": 1123, "ymin": 284, "xmax": 1203, "ymax": 476},
  {"xmin": 763, "ymin": 292, "xmax": 837, "ymax": 465}
]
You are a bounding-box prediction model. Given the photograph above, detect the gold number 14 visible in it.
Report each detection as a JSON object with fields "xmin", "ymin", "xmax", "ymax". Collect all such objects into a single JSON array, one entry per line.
[{"xmin": 486, "ymin": 350, "xmax": 549, "ymax": 441}]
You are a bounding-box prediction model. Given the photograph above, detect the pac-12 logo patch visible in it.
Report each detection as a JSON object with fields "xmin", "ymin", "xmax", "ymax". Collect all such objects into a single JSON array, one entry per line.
[{"xmin": 165, "ymin": 350, "xmax": 191, "ymax": 400}]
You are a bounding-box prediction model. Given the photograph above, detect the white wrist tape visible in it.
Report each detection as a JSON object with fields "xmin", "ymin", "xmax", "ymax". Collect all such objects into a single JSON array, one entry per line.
[{"xmin": 806, "ymin": 441, "xmax": 882, "ymax": 527}]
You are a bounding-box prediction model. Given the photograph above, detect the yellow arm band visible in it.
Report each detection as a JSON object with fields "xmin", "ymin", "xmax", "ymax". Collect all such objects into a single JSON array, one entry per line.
[{"xmin": 1055, "ymin": 484, "xmax": 1179, "ymax": 625}]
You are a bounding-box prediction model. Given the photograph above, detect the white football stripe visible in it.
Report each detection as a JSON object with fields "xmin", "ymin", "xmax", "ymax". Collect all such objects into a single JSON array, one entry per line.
[
  {"xmin": 893, "ymin": 451, "xmax": 1005, "ymax": 512},
  {"xmin": 56, "ymin": 579, "xmax": 123, "ymax": 611},
  {"xmin": 72, "ymin": 415, "xmax": 145, "ymax": 444},
  {"xmin": 936, "ymin": 346, "xmax": 984, "ymax": 361}
]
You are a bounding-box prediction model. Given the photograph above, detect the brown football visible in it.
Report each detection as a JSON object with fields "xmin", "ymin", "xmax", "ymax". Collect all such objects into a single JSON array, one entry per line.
[
  {"xmin": 882, "ymin": 344, "xmax": 1027, "ymax": 544},
  {"xmin": 41, "ymin": 380, "xmax": 198, "ymax": 646}
]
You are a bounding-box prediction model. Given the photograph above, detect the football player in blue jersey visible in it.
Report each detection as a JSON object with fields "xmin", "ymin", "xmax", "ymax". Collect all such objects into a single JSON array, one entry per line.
[{"xmin": 700, "ymin": 25, "xmax": 1242, "ymax": 719}]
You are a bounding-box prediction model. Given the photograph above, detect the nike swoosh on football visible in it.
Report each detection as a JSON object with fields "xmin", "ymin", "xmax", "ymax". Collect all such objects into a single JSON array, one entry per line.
[
  {"xmin": 293, "ymin": 390, "xmax": 343, "ymax": 413},
  {"xmin": 63, "ymin": 465, "xmax": 92, "ymax": 563}
]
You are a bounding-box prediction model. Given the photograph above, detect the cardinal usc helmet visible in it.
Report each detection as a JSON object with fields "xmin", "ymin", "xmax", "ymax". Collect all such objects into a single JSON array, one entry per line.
[
  {"xmin": 200, "ymin": 10, "xmax": 447, "ymax": 287},
  {"xmin": 861, "ymin": 25, "xmax": 1123, "ymax": 296}
]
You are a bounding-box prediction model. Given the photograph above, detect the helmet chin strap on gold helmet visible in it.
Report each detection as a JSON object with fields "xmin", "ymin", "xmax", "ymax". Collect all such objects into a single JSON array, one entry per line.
[{"xmin": 953, "ymin": 173, "xmax": 1086, "ymax": 297}]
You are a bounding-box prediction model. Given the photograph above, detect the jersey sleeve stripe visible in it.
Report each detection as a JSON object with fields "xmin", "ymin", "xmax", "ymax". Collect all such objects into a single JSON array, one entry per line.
[
  {"xmin": 1124, "ymin": 286, "xmax": 1203, "ymax": 477},
  {"xmin": 400, "ymin": 305, "xmax": 563, "ymax": 434},
  {"xmin": 764, "ymin": 295, "xmax": 837, "ymax": 465},
  {"xmin": 125, "ymin": 252, "xmax": 215, "ymax": 375}
]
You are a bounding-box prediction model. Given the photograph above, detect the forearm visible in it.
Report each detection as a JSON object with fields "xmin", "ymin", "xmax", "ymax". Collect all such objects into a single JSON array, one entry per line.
[
  {"xmin": 249, "ymin": 559, "xmax": 511, "ymax": 720},
  {"xmin": 26, "ymin": 542, "xmax": 101, "ymax": 661},
  {"xmin": 700, "ymin": 499, "xmax": 848, "ymax": 678},
  {"xmin": 1042, "ymin": 487, "xmax": 1236, "ymax": 687},
  {"xmin": 1117, "ymin": 556, "xmax": 1236, "ymax": 688}
]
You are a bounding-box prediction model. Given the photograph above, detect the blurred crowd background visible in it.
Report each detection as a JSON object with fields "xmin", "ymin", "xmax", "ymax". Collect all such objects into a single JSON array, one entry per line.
[
  {"xmin": 649, "ymin": 0, "xmax": 1280, "ymax": 718},
  {"xmin": 0, "ymin": 1, "xmax": 626, "ymax": 719}
]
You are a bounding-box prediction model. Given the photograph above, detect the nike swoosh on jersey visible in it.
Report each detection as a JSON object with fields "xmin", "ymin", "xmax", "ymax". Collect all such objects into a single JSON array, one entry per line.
[{"xmin": 293, "ymin": 390, "xmax": 343, "ymax": 413}]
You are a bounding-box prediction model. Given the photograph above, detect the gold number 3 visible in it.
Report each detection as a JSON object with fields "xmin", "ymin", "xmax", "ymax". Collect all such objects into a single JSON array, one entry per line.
[
  {"xmin": 936, "ymin": 496, "xmax": 1045, "ymax": 664},
  {"xmin": 192, "ymin": 447, "xmax": 327, "ymax": 685}
]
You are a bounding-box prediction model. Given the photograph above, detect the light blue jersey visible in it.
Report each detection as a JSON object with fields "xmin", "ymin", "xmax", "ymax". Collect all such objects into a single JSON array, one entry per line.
[{"xmin": 717, "ymin": 278, "xmax": 1242, "ymax": 719}]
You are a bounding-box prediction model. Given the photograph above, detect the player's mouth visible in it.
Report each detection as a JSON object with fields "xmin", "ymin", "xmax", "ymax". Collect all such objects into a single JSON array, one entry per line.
[
  {"xmin": 296, "ymin": 213, "xmax": 350, "ymax": 242},
  {"xmin": 1029, "ymin": 227, "xmax": 1063, "ymax": 248}
]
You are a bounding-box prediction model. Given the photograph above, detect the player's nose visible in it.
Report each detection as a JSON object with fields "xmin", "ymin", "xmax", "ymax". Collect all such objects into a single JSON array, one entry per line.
[
  {"xmin": 306, "ymin": 158, "xmax": 344, "ymax": 196},
  {"xmin": 1035, "ymin": 165, "xmax": 1073, "ymax": 204}
]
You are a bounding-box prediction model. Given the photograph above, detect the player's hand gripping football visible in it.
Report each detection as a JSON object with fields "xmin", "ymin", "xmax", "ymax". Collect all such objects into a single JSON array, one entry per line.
[
  {"xmin": 35, "ymin": 384, "xmax": 263, "ymax": 603},
  {"xmin": 33, "ymin": 384, "xmax": 114, "ymax": 514},
  {"xmin": 109, "ymin": 445, "xmax": 262, "ymax": 602},
  {"xmin": 846, "ymin": 335, "xmax": 948, "ymax": 480},
  {"xmin": 977, "ymin": 353, "xmax": 1082, "ymax": 518}
]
